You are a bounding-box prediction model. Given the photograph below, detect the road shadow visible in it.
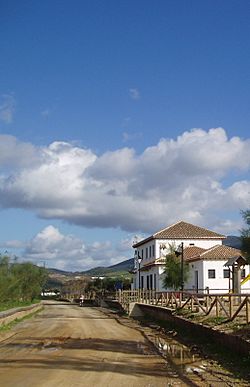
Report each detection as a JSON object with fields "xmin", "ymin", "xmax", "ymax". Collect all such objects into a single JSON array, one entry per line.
[{"xmin": 0, "ymin": 351, "xmax": 198, "ymax": 386}]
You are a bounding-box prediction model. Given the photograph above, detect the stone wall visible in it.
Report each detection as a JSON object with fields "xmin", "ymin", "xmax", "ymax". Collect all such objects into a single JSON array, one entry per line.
[{"xmin": 131, "ymin": 303, "xmax": 250, "ymax": 357}]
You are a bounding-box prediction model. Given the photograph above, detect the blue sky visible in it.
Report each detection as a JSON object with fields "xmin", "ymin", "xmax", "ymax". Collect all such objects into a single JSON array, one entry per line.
[{"xmin": 0, "ymin": 1, "xmax": 250, "ymax": 270}]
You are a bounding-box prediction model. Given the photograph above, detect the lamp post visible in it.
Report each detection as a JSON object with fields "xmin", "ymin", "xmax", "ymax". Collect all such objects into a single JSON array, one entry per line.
[
  {"xmin": 134, "ymin": 250, "xmax": 142, "ymax": 289},
  {"xmin": 175, "ymin": 242, "xmax": 184, "ymax": 292},
  {"xmin": 138, "ymin": 255, "xmax": 142, "ymax": 289}
]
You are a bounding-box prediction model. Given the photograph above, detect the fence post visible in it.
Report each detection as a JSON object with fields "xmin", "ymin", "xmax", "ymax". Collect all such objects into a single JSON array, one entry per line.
[
  {"xmin": 246, "ymin": 296, "xmax": 250, "ymax": 324},
  {"xmin": 229, "ymin": 295, "xmax": 233, "ymax": 319},
  {"xmin": 118, "ymin": 289, "xmax": 121, "ymax": 304},
  {"xmin": 179, "ymin": 291, "xmax": 182, "ymax": 307},
  {"xmin": 191, "ymin": 295, "xmax": 194, "ymax": 312},
  {"xmin": 215, "ymin": 297, "xmax": 219, "ymax": 317}
]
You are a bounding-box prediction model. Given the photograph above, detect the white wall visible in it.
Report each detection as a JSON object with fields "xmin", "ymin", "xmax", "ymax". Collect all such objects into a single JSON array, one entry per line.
[
  {"xmin": 202, "ymin": 261, "xmax": 250, "ymax": 294},
  {"xmin": 185, "ymin": 260, "xmax": 204, "ymax": 291},
  {"xmin": 140, "ymin": 269, "xmax": 155, "ymax": 290},
  {"xmin": 154, "ymin": 238, "xmax": 223, "ymax": 260},
  {"xmin": 136, "ymin": 241, "xmax": 156, "ymax": 263},
  {"xmin": 135, "ymin": 238, "xmax": 223, "ymax": 269},
  {"xmin": 132, "ymin": 236, "xmax": 246, "ymax": 293}
]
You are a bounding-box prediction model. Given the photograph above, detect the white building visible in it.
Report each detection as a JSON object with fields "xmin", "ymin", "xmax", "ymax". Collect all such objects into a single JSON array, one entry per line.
[{"xmin": 132, "ymin": 221, "xmax": 250, "ymax": 294}]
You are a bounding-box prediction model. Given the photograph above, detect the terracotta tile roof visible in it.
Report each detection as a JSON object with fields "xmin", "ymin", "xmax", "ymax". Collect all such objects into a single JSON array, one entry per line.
[
  {"xmin": 187, "ymin": 244, "xmax": 242, "ymax": 262},
  {"xmin": 133, "ymin": 221, "xmax": 225, "ymax": 247},
  {"xmin": 154, "ymin": 221, "xmax": 225, "ymax": 239},
  {"xmin": 183, "ymin": 246, "xmax": 206, "ymax": 261}
]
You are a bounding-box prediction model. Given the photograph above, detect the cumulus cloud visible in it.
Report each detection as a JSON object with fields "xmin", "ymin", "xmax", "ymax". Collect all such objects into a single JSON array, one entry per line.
[
  {"xmin": 0, "ymin": 134, "xmax": 39, "ymax": 169},
  {"xmin": 0, "ymin": 128, "xmax": 249, "ymax": 235},
  {"xmin": 0, "ymin": 94, "xmax": 16, "ymax": 124},
  {"xmin": 14, "ymin": 225, "xmax": 130, "ymax": 271}
]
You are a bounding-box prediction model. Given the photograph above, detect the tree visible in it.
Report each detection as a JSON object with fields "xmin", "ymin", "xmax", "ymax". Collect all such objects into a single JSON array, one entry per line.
[
  {"xmin": 0, "ymin": 255, "xmax": 14, "ymax": 302},
  {"xmin": 0, "ymin": 255, "xmax": 48, "ymax": 303},
  {"xmin": 241, "ymin": 209, "xmax": 250, "ymax": 263},
  {"xmin": 12, "ymin": 262, "xmax": 48, "ymax": 302},
  {"xmin": 163, "ymin": 244, "xmax": 189, "ymax": 290}
]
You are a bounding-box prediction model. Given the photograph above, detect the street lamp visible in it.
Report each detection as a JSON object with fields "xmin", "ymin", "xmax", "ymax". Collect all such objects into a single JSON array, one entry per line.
[
  {"xmin": 134, "ymin": 250, "xmax": 142, "ymax": 289},
  {"xmin": 175, "ymin": 242, "xmax": 184, "ymax": 292}
]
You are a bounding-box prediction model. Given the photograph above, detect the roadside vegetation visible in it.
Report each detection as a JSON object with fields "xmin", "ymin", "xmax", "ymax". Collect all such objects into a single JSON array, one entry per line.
[
  {"xmin": 163, "ymin": 244, "xmax": 189, "ymax": 290},
  {"xmin": 0, "ymin": 308, "xmax": 43, "ymax": 332},
  {"xmin": 0, "ymin": 254, "xmax": 47, "ymax": 310},
  {"xmin": 241, "ymin": 209, "xmax": 250, "ymax": 262},
  {"xmin": 61, "ymin": 275, "xmax": 132, "ymax": 297},
  {"xmin": 87, "ymin": 276, "xmax": 132, "ymax": 292}
]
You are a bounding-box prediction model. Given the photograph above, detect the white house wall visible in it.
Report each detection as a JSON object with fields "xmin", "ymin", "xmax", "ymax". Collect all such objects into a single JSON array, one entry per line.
[
  {"xmin": 154, "ymin": 239, "xmax": 223, "ymax": 260},
  {"xmin": 203, "ymin": 260, "xmax": 232, "ymax": 294},
  {"xmin": 135, "ymin": 238, "xmax": 223, "ymax": 269},
  {"xmin": 140, "ymin": 266, "xmax": 160, "ymax": 290},
  {"xmin": 132, "ymin": 234, "xmax": 250, "ymax": 294},
  {"xmin": 185, "ymin": 260, "xmax": 204, "ymax": 292}
]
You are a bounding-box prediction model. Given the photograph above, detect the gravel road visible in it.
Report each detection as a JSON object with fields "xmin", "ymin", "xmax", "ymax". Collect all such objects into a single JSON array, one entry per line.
[{"xmin": 0, "ymin": 302, "xmax": 182, "ymax": 387}]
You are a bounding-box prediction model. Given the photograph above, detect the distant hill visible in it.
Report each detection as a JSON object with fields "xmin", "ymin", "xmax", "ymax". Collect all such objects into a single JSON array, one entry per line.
[
  {"xmin": 223, "ymin": 235, "xmax": 242, "ymax": 250},
  {"xmin": 47, "ymin": 235, "xmax": 243, "ymax": 279},
  {"xmin": 47, "ymin": 258, "xmax": 134, "ymax": 279},
  {"xmin": 47, "ymin": 268, "xmax": 74, "ymax": 276},
  {"xmin": 82, "ymin": 258, "xmax": 134, "ymax": 277}
]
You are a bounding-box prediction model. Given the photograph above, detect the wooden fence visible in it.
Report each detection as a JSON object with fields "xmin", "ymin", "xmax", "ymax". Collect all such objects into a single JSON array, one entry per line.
[{"xmin": 115, "ymin": 290, "xmax": 250, "ymax": 323}]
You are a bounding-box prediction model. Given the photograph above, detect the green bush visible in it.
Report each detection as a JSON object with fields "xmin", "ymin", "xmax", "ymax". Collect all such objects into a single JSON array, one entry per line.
[{"xmin": 0, "ymin": 255, "xmax": 47, "ymax": 304}]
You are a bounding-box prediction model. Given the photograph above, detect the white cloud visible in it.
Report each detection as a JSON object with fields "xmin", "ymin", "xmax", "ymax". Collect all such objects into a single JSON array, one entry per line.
[
  {"xmin": 0, "ymin": 134, "xmax": 39, "ymax": 169},
  {"xmin": 0, "ymin": 94, "xmax": 16, "ymax": 124},
  {"xmin": 17, "ymin": 225, "xmax": 130, "ymax": 271},
  {"xmin": 0, "ymin": 128, "xmax": 249, "ymax": 235},
  {"xmin": 129, "ymin": 88, "xmax": 140, "ymax": 100},
  {"xmin": 0, "ymin": 240, "xmax": 25, "ymax": 249}
]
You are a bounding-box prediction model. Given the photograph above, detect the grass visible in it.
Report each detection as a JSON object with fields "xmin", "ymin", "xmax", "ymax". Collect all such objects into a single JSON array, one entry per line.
[
  {"xmin": 174, "ymin": 308, "xmax": 229, "ymax": 325},
  {"xmin": 0, "ymin": 308, "xmax": 43, "ymax": 333},
  {"xmin": 0, "ymin": 299, "xmax": 41, "ymax": 312}
]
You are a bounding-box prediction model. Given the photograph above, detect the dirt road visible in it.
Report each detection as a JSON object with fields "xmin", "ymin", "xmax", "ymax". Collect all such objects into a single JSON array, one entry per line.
[
  {"xmin": 0, "ymin": 302, "xmax": 185, "ymax": 387},
  {"xmin": 0, "ymin": 302, "xmax": 248, "ymax": 387}
]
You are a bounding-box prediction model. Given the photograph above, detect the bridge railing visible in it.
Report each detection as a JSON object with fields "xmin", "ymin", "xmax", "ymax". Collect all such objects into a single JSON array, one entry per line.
[{"xmin": 114, "ymin": 290, "xmax": 250, "ymax": 323}]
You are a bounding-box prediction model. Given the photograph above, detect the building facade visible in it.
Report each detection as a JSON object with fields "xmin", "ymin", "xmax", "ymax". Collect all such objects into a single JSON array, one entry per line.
[{"xmin": 132, "ymin": 221, "xmax": 250, "ymax": 293}]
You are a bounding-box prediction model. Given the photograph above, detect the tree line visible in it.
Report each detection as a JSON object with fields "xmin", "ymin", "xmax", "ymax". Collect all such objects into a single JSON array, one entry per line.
[{"xmin": 0, "ymin": 255, "xmax": 47, "ymax": 304}]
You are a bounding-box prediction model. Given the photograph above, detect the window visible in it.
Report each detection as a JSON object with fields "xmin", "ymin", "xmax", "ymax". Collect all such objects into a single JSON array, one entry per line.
[
  {"xmin": 149, "ymin": 274, "xmax": 153, "ymax": 289},
  {"xmin": 146, "ymin": 247, "xmax": 148, "ymax": 258},
  {"xmin": 208, "ymin": 269, "xmax": 215, "ymax": 279},
  {"xmin": 241, "ymin": 269, "xmax": 246, "ymax": 279},
  {"xmin": 149, "ymin": 246, "xmax": 151, "ymax": 257},
  {"xmin": 141, "ymin": 249, "xmax": 143, "ymax": 259},
  {"xmin": 154, "ymin": 274, "xmax": 157, "ymax": 289},
  {"xmin": 152, "ymin": 245, "xmax": 155, "ymax": 257},
  {"xmin": 141, "ymin": 276, "xmax": 144, "ymax": 289},
  {"xmin": 223, "ymin": 269, "xmax": 230, "ymax": 278}
]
